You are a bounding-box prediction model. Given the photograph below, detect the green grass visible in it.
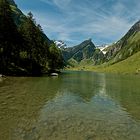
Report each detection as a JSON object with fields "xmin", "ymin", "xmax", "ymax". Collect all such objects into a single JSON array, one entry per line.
[
  {"xmin": 67, "ymin": 51, "xmax": 140, "ymax": 74},
  {"xmin": 97, "ymin": 51, "xmax": 140, "ymax": 74}
]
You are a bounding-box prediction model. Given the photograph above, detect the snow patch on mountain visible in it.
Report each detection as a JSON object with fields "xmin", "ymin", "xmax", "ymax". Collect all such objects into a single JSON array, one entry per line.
[
  {"xmin": 96, "ymin": 44, "xmax": 109, "ymax": 55},
  {"xmin": 54, "ymin": 40, "xmax": 67, "ymax": 49}
]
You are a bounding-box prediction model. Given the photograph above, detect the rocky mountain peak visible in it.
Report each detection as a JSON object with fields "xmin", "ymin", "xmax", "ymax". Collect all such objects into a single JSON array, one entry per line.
[
  {"xmin": 76, "ymin": 39, "xmax": 95, "ymax": 50},
  {"xmin": 129, "ymin": 20, "xmax": 140, "ymax": 32}
]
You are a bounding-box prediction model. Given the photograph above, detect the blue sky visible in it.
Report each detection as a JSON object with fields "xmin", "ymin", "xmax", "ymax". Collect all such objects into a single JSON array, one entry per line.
[{"xmin": 15, "ymin": 0, "xmax": 140, "ymax": 46}]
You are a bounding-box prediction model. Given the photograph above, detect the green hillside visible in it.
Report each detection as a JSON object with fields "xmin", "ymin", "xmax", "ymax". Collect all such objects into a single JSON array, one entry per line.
[
  {"xmin": 67, "ymin": 20, "xmax": 140, "ymax": 74},
  {"xmin": 96, "ymin": 51, "xmax": 140, "ymax": 74},
  {"xmin": 105, "ymin": 20, "xmax": 140, "ymax": 64},
  {"xmin": 69, "ymin": 51, "xmax": 140, "ymax": 74},
  {"xmin": 96, "ymin": 20, "xmax": 140, "ymax": 74}
]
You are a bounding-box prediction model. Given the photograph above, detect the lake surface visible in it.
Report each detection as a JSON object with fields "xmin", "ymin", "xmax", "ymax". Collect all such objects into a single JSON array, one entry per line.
[{"xmin": 0, "ymin": 71, "xmax": 140, "ymax": 140}]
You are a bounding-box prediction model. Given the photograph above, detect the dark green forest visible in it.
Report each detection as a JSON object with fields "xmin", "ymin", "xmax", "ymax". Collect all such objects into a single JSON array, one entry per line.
[{"xmin": 0, "ymin": 0, "xmax": 63, "ymax": 76}]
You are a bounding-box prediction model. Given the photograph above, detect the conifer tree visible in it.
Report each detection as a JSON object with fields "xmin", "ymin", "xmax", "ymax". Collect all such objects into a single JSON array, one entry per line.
[
  {"xmin": 19, "ymin": 12, "xmax": 49, "ymax": 74},
  {"xmin": 0, "ymin": 0, "xmax": 21, "ymax": 74},
  {"xmin": 0, "ymin": 1, "xmax": 64, "ymax": 75}
]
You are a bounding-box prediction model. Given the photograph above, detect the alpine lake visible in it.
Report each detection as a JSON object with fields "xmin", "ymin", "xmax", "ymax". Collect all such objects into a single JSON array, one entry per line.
[{"xmin": 0, "ymin": 71, "xmax": 140, "ymax": 140}]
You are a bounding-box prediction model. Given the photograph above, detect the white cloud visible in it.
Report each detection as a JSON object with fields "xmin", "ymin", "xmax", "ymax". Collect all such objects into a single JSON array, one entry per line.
[
  {"xmin": 24, "ymin": 0, "xmax": 140, "ymax": 45},
  {"xmin": 53, "ymin": 0, "xmax": 71, "ymax": 8},
  {"xmin": 39, "ymin": 0, "xmax": 52, "ymax": 5},
  {"xmin": 40, "ymin": 0, "xmax": 71, "ymax": 8}
]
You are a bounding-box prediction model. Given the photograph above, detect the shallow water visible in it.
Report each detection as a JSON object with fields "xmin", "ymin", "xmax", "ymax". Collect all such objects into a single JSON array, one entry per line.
[{"xmin": 0, "ymin": 71, "xmax": 140, "ymax": 140}]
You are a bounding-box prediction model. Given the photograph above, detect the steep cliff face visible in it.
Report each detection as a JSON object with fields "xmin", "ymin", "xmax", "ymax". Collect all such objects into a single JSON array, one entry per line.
[
  {"xmin": 61, "ymin": 39, "xmax": 104, "ymax": 66},
  {"xmin": 105, "ymin": 20, "xmax": 140, "ymax": 63},
  {"xmin": 70, "ymin": 39, "xmax": 96, "ymax": 62}
]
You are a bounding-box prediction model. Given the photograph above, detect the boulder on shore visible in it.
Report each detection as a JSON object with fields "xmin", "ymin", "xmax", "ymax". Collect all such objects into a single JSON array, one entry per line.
[
  {"xmin": 0, "ymin": 74, "xmax": 2, "ymax": 78},
  {"xmin": 50, "ymin": 73, "xmax": 58, "ymax": 76},
  {"xmin": 0, "ymin": 74, "xmax": 6, "ymax": 82}
]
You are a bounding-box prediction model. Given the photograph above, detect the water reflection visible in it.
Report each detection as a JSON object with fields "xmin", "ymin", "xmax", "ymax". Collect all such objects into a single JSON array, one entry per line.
[
  {"xmin": 0, "ymin": 71, "xmax": 140, "ymax": 140},
  {"xmin": 37, "ymin": 93, "xmax": 140, "ymax": 140},
  {"xmin": 35, "ymin": 72, "xmax": 140, "ymax": 140}
]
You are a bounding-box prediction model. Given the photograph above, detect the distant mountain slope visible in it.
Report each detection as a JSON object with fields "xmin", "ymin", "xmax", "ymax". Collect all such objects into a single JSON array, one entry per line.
[
  {"xmin": 70, "ymin": 39, "xmax": 96, "ymax": 61},
  {"xmin": 66, "ymin": 20, "xmax": 140, "ymax": 73},
  {"xmin": 99, "ymin": 51, "xmax": 140, "ymax": 74},
  {"xmin": 61, "ymin": 39, "xmax": 104, "ymax": 66},
  {"xmin": 106, "ymin": 20, "xmax": 140, "ymax": 63}
]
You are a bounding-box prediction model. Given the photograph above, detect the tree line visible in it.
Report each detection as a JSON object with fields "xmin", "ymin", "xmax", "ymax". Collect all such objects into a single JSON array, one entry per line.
[{"xmin": 0, "ymin": 0, "xmax": 63, "ymax": 75}]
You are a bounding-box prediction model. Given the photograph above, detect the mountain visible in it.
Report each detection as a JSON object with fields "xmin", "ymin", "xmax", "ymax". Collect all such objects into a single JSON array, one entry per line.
[
  {"xmin": 105, "ymin": 20, "xmax": 140, "ymax": 63},
  {"xmin": 0, "ymin": 0, "xmax": 63, "ymax": 75},
  {"xmin": 89, "ymin": 20, "xmax": 140, "ymax": 74},
  {"xmin": 96, "ymin": 44, "xmax": 109, "ymax": 55},
  {"xmin": 65, "ymin": 20, "xmax": 140, "ymax": 73},
  {"xmin": 61, "ymin": 39, "xmax": 105, "ymax": 67}
]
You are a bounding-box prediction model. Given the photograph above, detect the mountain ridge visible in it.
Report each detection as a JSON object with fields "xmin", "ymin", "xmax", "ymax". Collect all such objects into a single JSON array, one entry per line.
[
  {"xmin": 61, "ymin": 39, "xmax": 105, "ymax": 67},
  {"xmin": 65, "ymin": 20, "xmax": 140, "ymax": 73},
  {"xmin": 105, "ymin": 20, "xmax": 140, "ymax": 63}
]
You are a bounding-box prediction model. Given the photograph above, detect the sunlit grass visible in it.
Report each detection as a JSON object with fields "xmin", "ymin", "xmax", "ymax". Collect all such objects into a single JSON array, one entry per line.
[{"xmin": 67, "ymin": 51, "xmax": 140, "ymax": 74}]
